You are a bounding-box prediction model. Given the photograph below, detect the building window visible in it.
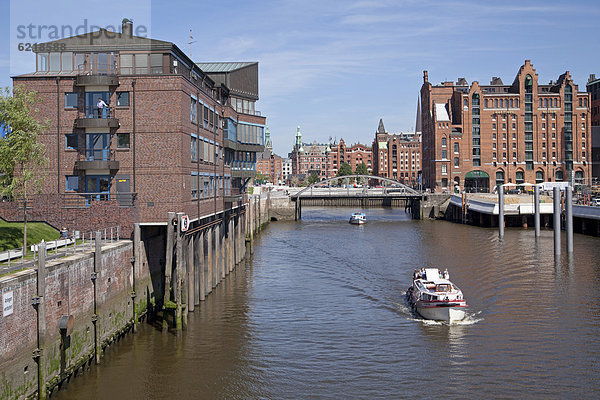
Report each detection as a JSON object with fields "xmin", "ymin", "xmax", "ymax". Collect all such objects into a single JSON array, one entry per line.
[
  {"xmin": 441, "ymin": 150, "xmax": 447, "ymax": 159},
  {"xmin": 503, "ymin": 152, "xmax": 507, "ymax": 159},
  {"xmin": 65, "ymin": 134, "xmax": 78, "ymax": 150},
  {"xmin": 65, "ymin": 92, "xmax": 78, "ymax": 108},
  {"xmin": 191, "ymin": 96, "xmax": 197, "ymax": 123},
  {"xmin": 65, "ymin": 175, "xmax": 78, "ymax": 191},
  {"xmin": 513, "ymin": 152, "xmax": 516, "ymax": 159},
  {"xmin": 191, "ymin": 134, "xmax": 198, "ymax": 161},
  {"xmin": 542, "ymin": 123, "xmax": 545, "ymax": 130},
  {"xmin": 516, "ymin": 171, "xmax": 524, "ymax": 184},
  {"xmin": 191, "ymin": 172, "xmax": 198, "ymax": 199},
  {"xmin": 542, "ymin": 152, "xmax": 546, "ymax": 159},
  {"xmin": 454, "ymin": 157, "xmax": 459, "ymax": 167},
  {"xmin": 492, "ymin": 123, "xmax": 496, "ymax": 130},
  {"xmin": 473, "ymin": 159, "xmax": 481, "ymax": 166},
  {"xmin": 441, "ymin": 164, "xmax": 447, "ymax": 175},
  {"xmin": 454, "ymin": 143, "xmax": 459, "ymax": 153},
  {"xmin": 117, "ymin": 133, "xmax": 130, "ymax": 148},
  {"xmin": 493, "ymin": 152, "xmax": 497, "ymax": 159},
  {"xmin": 116, "ymin": 92, "xmax": 130, "ymax": 107},
  {"xmin": 441, "ymin": 137, "xmax": 447, "ymax": 147},
  {"xmin": 536, "ymin": 171, "xmax": 544, "ymax": 184}
]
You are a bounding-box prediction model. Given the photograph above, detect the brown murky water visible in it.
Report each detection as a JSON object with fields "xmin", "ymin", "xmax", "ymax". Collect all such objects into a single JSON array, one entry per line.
[{"xmin": 54, "ymin": 207, "xmax": 600, "ymax": 399}]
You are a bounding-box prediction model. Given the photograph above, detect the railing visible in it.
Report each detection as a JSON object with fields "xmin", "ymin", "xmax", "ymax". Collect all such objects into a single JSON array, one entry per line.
[
  {"xmin": 82, "ymin": 105, "xmax": 116, "ymax": 119},
  {"xmin": 62, "ymin": 192, "xmax": 136, "ymax": 208},
  {"xmin": 77, "ymin": 62, "xmax": 117, "ymax": 76},
  {"xmin": 0, "ymin": 226, "xmax": 122, "ymax": 274},
  {"xmin": 83, "ymin": 148, "xmax": 115, "ymax": 162}
]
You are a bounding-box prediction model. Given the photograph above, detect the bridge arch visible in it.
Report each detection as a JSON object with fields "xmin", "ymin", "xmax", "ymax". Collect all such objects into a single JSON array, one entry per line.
[{"xmin": 293, "ymin": 175, "xmax": 420, "ymax": 198}]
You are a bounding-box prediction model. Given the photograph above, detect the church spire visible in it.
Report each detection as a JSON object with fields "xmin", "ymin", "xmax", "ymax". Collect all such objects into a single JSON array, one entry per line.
[
  {"xmin": 377, "ymin": 118, "xmax": 386, "ymax": 134},
  {"xmin": 415, "ymin": 98, "xmax": 422, "ymax": 134},
  {"xmin": 296, "ymin": 125, "xmax": 304, "ymax": 153}
]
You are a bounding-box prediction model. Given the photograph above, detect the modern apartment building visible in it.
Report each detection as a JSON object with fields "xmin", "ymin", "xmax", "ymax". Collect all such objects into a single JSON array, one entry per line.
[
  {"xmin": 420, "ymin": 60, "xmax": 591, "ymax": 192},
  {"xmin": 371, "ymin": 119, "xmax": 421, "ymax": 186},
  {"xmin": 10, "ymin": 20, "xmax": 265, "ymax": 234},
  {"xmin": 586, "ymin": 74, "xmax": 600, "ymax": 182}
]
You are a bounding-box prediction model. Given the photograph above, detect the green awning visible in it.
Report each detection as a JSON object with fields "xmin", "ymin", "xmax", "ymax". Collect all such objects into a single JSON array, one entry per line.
[{"xmin": 465, "ymin": 170, "xmax": 490, "ymax": 178}]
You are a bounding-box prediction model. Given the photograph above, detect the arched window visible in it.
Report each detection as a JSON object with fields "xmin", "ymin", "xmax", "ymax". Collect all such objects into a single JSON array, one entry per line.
[
  {"xmin": 485, "ymin": 99, "xmax": 488, "ymax": 108},
  {"xmin": 510, "ymin": 99, "xmax": 514, "ymax": 108},
  {"xmin": 536, "ymin": 170, "xmax": 544, "ymax": 184},
  {"xmin": 565, "ymin": 84, "xmax": 572, "ymax": 93},
  {"xmin": 575, "ymin": 170, "xmax": 583, "ymax": 184},
  {"xmin": 496, "ymin": 170, "xmax": 505, "ymax": 186},
  {"xmin": 495, "ymin": 99, "xmax": 498, "ymax": 108},
  {"xmin": 555, "ymin": 169, "xmax": 564, "ymax": 181},
  {"xmin": 516, "ymin": 170, "xmax": 524, "ymax": 184}
]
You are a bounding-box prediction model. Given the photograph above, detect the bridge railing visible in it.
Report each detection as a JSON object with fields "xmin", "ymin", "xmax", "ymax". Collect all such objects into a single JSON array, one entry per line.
[{"xmin": 292, "ymin": 175, "xmax": 421, "ymax": 199}]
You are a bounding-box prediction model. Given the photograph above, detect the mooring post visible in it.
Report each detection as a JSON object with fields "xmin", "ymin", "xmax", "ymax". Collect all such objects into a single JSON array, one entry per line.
[
  {"xmin": 498, "ymin": 185, "xmax": 505, "ymax": 239},
  {"xmin": 214, "ymin": 223, "xmax": 220, "ymax": 287},
  {"xmin": 35, "ymin": 242, "xmax": 47, "ymax": 400},
  {"xmin": 163, "ymin": 212, "xmax": 175, "ymax": 330},
  {"xmin": 199, "ymin": 230, "xmax": 206, "ymax": 301},
  {"xmin": 534, "ymin": 185, "xmax": 540, "ymax": 238},
  {"xmin": 133, "ymin": 223, "xmax": 141, "ymax": 330},
  {"xmin": 553, "ymin": 186, "xmax": 561, "ymax": 256},
  {"xmin": 175, "ymin": 212, "xmax": 185, "ymax": 332},
  {"xmin": 187, "ymin": 234, "xmax": 194, "ymax": 312},
  {"xmin": 94, "ymin": 231, "xmax": 102, "ymax": 363},
  {"xmin": 193, "ymin": 232, "xmax": 200, "ymax": 306},
  {"xmin": 206, "ymin": 227, "xmax": 213, "ymax": 295},
  {"xmin": 566, "ymin": 186, "xmax": 573, "ymax": 253}
]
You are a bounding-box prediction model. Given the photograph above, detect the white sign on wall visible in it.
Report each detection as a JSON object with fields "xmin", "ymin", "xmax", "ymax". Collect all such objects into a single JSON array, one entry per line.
[{"xmin": 3, "ymin": 291, "xmax": 14, "ymax": 317}]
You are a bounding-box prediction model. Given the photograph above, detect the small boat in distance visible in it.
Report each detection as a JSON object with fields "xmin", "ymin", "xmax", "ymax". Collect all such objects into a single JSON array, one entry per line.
[
  {"xmin": 406, "ymin": 268, "xmax": 467, "ymax": 323},
  {"xmin": 349, "ymin": 212, "xmax": 366, "ymax": 225}
]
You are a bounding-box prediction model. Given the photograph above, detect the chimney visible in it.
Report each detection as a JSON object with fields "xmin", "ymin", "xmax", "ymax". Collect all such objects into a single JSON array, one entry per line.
[
  {"xmin": 423, "ymin": 70, "xmax": 428, "ymax": 83},
  {"xmin": 122, "ymin": 18, "xmax": 133, "ymax": 37}
]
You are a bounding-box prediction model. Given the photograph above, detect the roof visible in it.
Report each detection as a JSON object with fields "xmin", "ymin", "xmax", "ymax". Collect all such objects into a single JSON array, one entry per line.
[
  {"xmin": 196, "ymin": 62, "xmax": 256, "ymax": 73},
  {"xmin": 435, "ymin": 103, "xmax": 450, "ymax": 122}
]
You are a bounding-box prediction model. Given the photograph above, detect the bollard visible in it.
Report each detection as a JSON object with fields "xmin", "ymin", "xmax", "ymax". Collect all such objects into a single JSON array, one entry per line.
[
  {"xmin": 534, "ymin": 185, "xmax": 540, "ymax": 238},
  {"xmin": 566, "ymin": 186, "xmax": 573, "ymax": 253},
  {"xmin": 498, "ymin": 185, "xmax": 504, "ymax": 238},
  {"xmin": 553, "ymin": 186, "xmax": 561, "ymax": 255},
  {"xmin": 35, "ymin": 242, "xmax": 47, "ymax": 400}
]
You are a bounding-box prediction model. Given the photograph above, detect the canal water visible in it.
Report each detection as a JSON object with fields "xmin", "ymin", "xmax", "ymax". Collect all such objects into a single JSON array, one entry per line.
[{"xmin": 55, "ymin": 207, "xmax": 600, "ymax": 399}]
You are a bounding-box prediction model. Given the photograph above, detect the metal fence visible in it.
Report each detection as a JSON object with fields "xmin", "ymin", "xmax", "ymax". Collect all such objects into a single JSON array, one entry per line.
[{"xmin": 0, "ymin": 226, "xmax": 122, "ymax": 274}]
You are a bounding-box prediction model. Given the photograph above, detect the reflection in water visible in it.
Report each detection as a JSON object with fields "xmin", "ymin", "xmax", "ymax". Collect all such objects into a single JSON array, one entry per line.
[{"xmin": 55, "ymin": 207, "xmax": 600, "ymax": 400}]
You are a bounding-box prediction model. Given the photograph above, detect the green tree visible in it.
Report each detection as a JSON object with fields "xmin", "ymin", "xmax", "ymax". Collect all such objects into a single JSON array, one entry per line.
[
  {"xmin": 0, "ymin": 86, "xmax": 48, "ymax": 254},
  {"xmin": 337, "ymin": 162, "xmax": 353, "ymax": 177},
  {"xmin": 306, "ymin": 172, "xmax": 319, "ymax": 185},
  {"xmin": 355, "ymin": 162, "xmax": 368, "ymax": 176},
  {"xmin": 254, "ymin": 172, "xmax": 268, "ymax": 185}
]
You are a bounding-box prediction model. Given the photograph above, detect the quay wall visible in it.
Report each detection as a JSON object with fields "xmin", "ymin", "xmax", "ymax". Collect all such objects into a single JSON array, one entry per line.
[
  {"xmin": 0, "ymin": 239, "xmax": 157, "ymax": 400},
  {"xmin": 0, "ymin": 195, "xmax": 271, "ymax": 399}
]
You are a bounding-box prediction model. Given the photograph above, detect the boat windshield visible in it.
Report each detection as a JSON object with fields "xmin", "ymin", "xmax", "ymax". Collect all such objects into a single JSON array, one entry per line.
[{"xmin": 435, "ymin": 284, "xmax": 451, "ymax": 292}]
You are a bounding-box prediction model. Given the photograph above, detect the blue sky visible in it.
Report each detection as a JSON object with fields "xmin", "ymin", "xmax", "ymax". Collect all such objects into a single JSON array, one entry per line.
[{"xmin": 1, "ymin": 0, "xmax": 599, "ymax": 156}]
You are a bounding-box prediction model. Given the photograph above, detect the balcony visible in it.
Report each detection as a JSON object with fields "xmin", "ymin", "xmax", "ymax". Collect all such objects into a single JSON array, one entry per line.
[
  {"xmin": 75, "ymin": 63, "xmax": 119, "ymax": 87},
  {"xmin": 75, "ymin": 107, "xmax": 119, "ymax": 129},
  {"xmin": 223, "ymin": 139, "xmax": 264, "ymax": 153},
  {"xmin": 74, "ymin": 149, "xmax": 119, "ymax": 172}
]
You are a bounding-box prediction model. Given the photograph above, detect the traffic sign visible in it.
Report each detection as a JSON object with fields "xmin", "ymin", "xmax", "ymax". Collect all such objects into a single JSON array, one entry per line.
[{"xmin": 180, "ymin": 215, "xmax": 190, "ymax": 232}]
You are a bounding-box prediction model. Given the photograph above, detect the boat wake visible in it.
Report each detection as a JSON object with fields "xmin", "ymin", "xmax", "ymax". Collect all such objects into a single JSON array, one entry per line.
[{"xmin": 396, "ymin": 291, "xmax": 483, "ymax": 326}]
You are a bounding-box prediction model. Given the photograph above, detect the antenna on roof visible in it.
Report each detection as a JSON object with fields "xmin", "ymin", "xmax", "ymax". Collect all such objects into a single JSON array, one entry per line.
[{"xmin": 188, "ymin": 29, "xmax": 197, "ymax": 60}]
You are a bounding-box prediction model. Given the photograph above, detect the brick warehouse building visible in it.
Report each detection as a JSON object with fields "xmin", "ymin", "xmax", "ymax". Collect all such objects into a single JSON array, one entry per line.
[
  {"xmin": 420, "ymin": 60, "xmax": 591, "ymax": 193},
  {"xmin": 329, "ymin": 138, "xmax": 372, "ymax": 176},
  {"xmin": 586, "ymin": 74, "xmax": 600, "ymax": 182},
  {"xmin": 371, "ymin": 119, "xmax": 421, "ymax": 186},
  {"xmin": 257, "ymin": 127, "xmax": 283, "ymax": 183},
  {"xmin": 6, "ymin": 20, "xmax": 265, "ymax": 236}
]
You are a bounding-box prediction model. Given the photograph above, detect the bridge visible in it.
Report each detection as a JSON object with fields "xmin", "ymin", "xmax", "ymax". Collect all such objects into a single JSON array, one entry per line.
[{"xmin": 289, "ymin": 175, "xmax": 423, "ymax": 220}]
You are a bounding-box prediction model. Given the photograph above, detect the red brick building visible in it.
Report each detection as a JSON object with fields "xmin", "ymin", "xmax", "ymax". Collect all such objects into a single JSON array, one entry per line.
[
  {"xmin": 329, "ymin": 139, "xmax": 372, "ymax": 176},
  {"xmin": 256, "ymin": 128, "xmax": 283, "ymax": 183},
  {"xmin": 586, "ymin": 74, "xmax": 600, "ymax": 182},
  {"xmin": 371, "ymin": 119, "xmax": 421, "ymax": 186},
  {"xmin": 420, "ymin": 60, "xmax": 591, "ymax": 192},
  {"xmin": 8, "ymin": 21, "xmax": 265, "ymax": 234}
]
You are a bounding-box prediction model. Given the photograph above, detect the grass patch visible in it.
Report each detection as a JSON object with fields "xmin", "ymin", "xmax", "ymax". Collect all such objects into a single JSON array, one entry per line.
[{"xmin": 0, "ymin": 219, "xmax": 59, "ymax": 252}]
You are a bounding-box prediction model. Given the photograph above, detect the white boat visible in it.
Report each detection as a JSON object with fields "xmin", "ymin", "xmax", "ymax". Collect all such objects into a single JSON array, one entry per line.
[
  {"xmin": 407, "ymin": 268, "xmax": 467, "ymax": 322},
  {"xmin": 349, "ymin": 212, "xmax": 366, "ymax": 224}
]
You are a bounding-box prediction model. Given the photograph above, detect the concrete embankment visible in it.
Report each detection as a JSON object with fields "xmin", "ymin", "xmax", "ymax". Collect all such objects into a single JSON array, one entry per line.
[{"xmin": 0, "ymin": 195, "xmax": 273, "ymax": 400}]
